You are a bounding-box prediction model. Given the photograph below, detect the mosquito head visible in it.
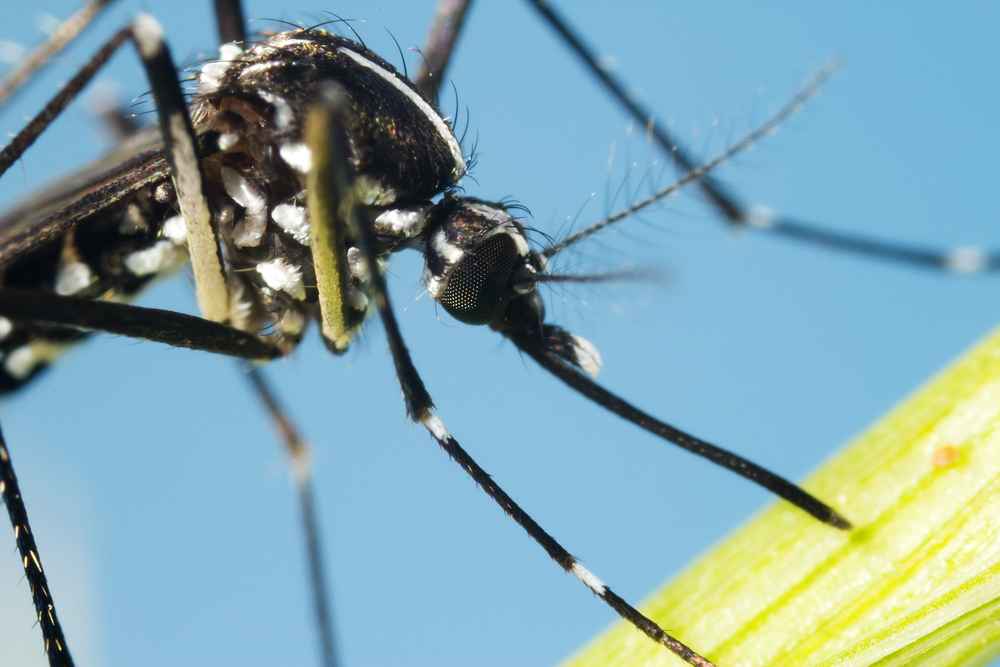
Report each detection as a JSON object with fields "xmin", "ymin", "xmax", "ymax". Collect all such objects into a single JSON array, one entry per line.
[
  {"xmin": 423, "ymin": 195, "xmax": 538, "ymax": 324},
  {"xmin": 423, "ymin": 195, "xmax": 602, "ymax": 376}
]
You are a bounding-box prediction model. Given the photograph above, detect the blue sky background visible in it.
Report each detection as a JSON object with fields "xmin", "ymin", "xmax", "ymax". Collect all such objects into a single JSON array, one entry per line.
[{"xmin": 0, "ymin": 2, "xmax": 998, "ymax": 666}]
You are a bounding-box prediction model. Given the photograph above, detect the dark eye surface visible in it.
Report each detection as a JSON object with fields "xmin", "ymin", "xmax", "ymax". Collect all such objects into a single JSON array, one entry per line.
[{"xmin": 440, "ymin": 234, "xmax": 520, "ymax": 325}]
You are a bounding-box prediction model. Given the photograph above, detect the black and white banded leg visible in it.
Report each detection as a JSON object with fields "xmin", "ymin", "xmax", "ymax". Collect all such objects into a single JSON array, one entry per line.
[
  {"xmin": 303, "ymin": 85, "xmax": 716, "ymax": 667},
  {"xmin": 522, "ymin": 0, "xmax": 1000, "ymax": 274},
  {"xmin": 0, "ymin": 424, "xmax": 73, "ymax": 667}
]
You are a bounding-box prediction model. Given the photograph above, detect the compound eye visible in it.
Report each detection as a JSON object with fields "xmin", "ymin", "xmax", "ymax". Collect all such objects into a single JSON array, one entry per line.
[{"xmin": 440, "ymin": 233, "xmax": 521, "ymax": 325}]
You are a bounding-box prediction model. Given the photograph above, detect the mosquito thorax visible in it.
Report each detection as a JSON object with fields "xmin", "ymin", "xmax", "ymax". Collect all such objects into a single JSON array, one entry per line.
[
  {"xmin": 195, "ymin": 29, "xmax": 466, "ymax": 206},
  {"xmin": 181, "ymin": 29, "xmax": 471, "ymax": 345}
]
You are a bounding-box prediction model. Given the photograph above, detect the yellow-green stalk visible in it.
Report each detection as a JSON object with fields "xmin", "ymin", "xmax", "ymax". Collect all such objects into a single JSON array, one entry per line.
[{"xmin": 566, "ymin": 328, "xmax": 1000, "ymax": 667}]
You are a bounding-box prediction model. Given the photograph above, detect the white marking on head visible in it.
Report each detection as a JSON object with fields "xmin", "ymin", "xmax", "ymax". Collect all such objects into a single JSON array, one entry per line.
[
  {"xmin": 54, "ymin": 261, "xmax": 94, "ymax": 296},
  {"xmin": 424, "ymin": 228, "xmax": 467, "ymax": 299},
  {"xmin": 747, "ymin": 204, "xmax": 776, "ymax": 229},
  {"xmin": 162, "ymin": 215, "xmax": 187, "ymax": 244},
  {"xmin": 280, "ymin": 143, "xmax": 313, "ymax": 173},
  {"xmin": 374, "ymin": 206, "xmax": 430, "ymax": 240},
  {"xmin": 946, "ymin": 246, "xmax": 985, "ymax": 274},
  {"xmin": 221, "ymin": 167, "xmax": 269, "ymax": 247},
  {"xmin": 256, "ymin": 259, "xmax": 306, "ymax": 300},
  {"xmin": 423, "ymin": 269, "xmax": 444, "ymax": 298},
  {"xmin": 132, "ymin": 14, "xmax": 164, "ymax": 59},
  {"xmin": 125, "ymin": 241, "xmax": 184, "ymax": 276},
  {"xmin": 0, "ymin": 317, "xmax": 12, "ymax": 341},
  {"xmin": 570, "ymin": 335, "xmax": 603, "ymax": 378},
  {"xmin": 271, "ymin": 204, "xmax": 311, "ymax": 245},
  {"xmin": 431, "ymin": 228, "xmax": 464, "ymax": 264},
  {"xmin": 337, "ymin": 46, "xmax": 466, "ymax": 180},
  {"xmin": 571, "ymin": 561, "xmax": 607, "ymax": 595}
]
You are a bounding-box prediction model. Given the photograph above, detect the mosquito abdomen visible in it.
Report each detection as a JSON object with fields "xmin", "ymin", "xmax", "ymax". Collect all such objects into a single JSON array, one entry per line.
[{"xmin": 0, "ymin": 176, "xmax": 186, "ymax": 392}]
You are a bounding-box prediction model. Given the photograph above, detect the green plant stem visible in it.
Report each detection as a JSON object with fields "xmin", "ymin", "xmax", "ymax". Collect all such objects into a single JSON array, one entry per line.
[{"xmin": 566, "ymin": 328, "xmax": 1000, "ymax": 667}]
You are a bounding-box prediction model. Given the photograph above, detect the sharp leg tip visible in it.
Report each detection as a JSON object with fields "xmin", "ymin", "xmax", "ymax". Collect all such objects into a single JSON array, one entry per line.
[{"xmin": 826, "ymin": 510, "xmax": 853, "ymax": 531}]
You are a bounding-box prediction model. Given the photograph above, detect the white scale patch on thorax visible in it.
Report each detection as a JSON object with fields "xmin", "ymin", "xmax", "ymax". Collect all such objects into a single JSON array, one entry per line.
[
  {"xmin": 162, "ymin": 215, "xmax": 187, "ymax": 244},
  {"xmin": 198, "ymin": 42, "xmax": 244, "ymax": 95},
  {"xmin": 271, "ymin": 203, "xmax": 311, "ymax": 245},
  {"xmin": 279, "ymin": 143, "xmax": 313, "ymax": 174},
  {"xmin": 4, "ymin": 341, "xmax": 66, "ymax": 380},
  {"xmin": 256, "ymin": 89, "xmax": 295, "ymax": 130},
  {"xmin": 256, "ymin": 258, "xmax": 306, "ymax": 300},
  {"xmin": 125, "ymin": 241, "xmax": 184, "ymax": 276},
  {"xmin": 221, "ymin": 167, "xmax": 268, "ymax": 248},
  {"xmin": 54, "ymin": 261, "xmax": 95, "ymax": 296},
  {"xmin": 373, "ymin": 206, "xmax": 429, "ymax": 240}
]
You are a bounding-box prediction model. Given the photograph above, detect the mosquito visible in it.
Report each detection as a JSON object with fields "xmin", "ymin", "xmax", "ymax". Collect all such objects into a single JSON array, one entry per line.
[{"xmin": 0, "ymin": 2, "xmax": 996, "ymax": 666}]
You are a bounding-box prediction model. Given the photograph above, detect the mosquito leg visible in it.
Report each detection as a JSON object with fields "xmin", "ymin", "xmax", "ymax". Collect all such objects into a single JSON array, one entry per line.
[
  {"xmin": 0, "ymin": 15, "xmax": 231, "ymax": 322},
  {"xmin": 522, "ymin": 0, "xmax": 741, "ymax": 223},
  {"xmin": 305, "ymin": 94, "xmax": 359, "ymax": 354},
  {"xmin": 132, "ymin": 16, "xmax": 230, "ymax": 322},
  {"xmin": 0, "ymin": 0, "xmax": 118, "ymax": 107},
  {"xmin": 414, "ymin": 0, "xmax": 474, "ymax": 103},
  {"xmin": 523, "ymin": 0, "xmax": 1000, "ymax": 274},
  {"xmin": 305, "ymin": 86, "xmax": 715, "ymax": 667},
  {"xmin": 239, "ymin": 362, "xmax": 339, "ymax": 667},
  {"xmin": 0, "ymin": 288, "xmax": 279, "ymax": 359},
  {"xmin": 510, "ymin": 329, "xmax": 851, "ymax": 529},
  {"xmin": 0, "ymin": 26, "xmax": 130, "ymax": 177},
  {"xmin": 213, "ymin": 0, "xmax": 248, "ymax": 45},
  {"xmin": 0, "ymin": 424, "xmax": 74, "ymax": 667}
]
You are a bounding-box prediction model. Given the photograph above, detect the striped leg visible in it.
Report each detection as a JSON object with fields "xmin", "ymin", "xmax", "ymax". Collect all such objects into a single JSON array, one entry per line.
[
  {"xmin": 0, "ymin": 289, "xmax": 279, "ymax": 359},
  {"xmin": 522, "ymin": 0, "xmax": 1000, "ymax": 273},
  {"xmin": 305, "ymin": 85, "xmax": 715, "ymax": 667},
  {"xmin": 0, "ymin": 424, "xmax": 74, "ymax": 667}
]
